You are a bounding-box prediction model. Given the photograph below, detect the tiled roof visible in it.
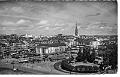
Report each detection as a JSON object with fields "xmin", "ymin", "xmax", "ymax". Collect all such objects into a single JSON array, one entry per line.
[{"xmin": 37, "ymin": 43, "xmax": 66, "ymax": 47}]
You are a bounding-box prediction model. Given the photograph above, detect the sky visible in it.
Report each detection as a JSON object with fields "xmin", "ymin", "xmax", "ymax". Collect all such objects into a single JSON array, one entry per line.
[{"xmin": 0, "ymin": 1, "xmax": 117, "ymax": 36}]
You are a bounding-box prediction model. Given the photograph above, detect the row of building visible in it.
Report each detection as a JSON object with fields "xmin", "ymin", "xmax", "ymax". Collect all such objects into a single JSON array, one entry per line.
[{"xmin": 0, "ymin": 24, "xmax": 118, "ymax": 57}]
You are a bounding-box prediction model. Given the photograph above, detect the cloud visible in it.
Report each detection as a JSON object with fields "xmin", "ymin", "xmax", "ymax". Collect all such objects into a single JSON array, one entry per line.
[
  {"xmin": 1, "ymin": 19, "xmax": 30, "ymax": 26},
  {"xmin": 0, "ymin": 2, "xmax": 117, "ymax": 35},
  {"xmin": 37, "ymin": 20, "xmax": 48, "ymax": 25},
  {"xmin": 54, "ymin": 23, "xmax": 65, "ymax": 27},
  {"xmin": 1, "ymin": 21, "xmax": 16, "ymax": 26},
  {"xmin": 86, "ymin": 13, "xmax": 101, "ymax": 17},
  {"xmin": 44, "ymin": 27, "xmax": 49, "ymax": 30},
  {"xmin": 11, "ymin": 7, "xmax": 24, "ymax": 13},
  {"xmin": 100, "ymin": 26, "xmax": 104, "ymax": 29},
  {"xmin": 61, "ymin": 29, "xmax": 65, "ymax": 31},
  {"xmin": 16, "ymin": 19, "xmax": 26, "ymax": 24},
  {"xmin": 0, "ymin": 14, "xmax": 41, "ymax": 20},
  {"xmin": 78, "ymin": 26, "xmax": 81, "ymax": 29},
  {"xmin": 79, "ymin": 26, "xmax": 88, "ymax": 29},
  {"xmin": 85, "ymin": 22, "xmax": 115, "ymax": 31},
  {"xmin": 16, "ymin": 19, "xmax": 30, "ymax": 25},
  {"xmin": 84, "ymin": 22, "xmax": 105, "ymax": 30},
  {"xmin": 0, "ymin": 19, "xmax": 32, "ymax": 29},
  {"xmin": 52, "ymin": 27, "xmax": 62, "ymax": 30}
]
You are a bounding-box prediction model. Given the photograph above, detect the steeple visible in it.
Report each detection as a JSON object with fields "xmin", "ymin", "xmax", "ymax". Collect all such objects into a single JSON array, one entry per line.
[{"xmin": 75, "ymin": 23, "xmax": 78, "ymax": 36}]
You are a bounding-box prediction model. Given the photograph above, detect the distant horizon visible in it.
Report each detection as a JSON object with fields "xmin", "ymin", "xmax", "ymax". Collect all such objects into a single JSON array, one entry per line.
[{"xmin": 0, "ymin": 33, "xmax": 118, "ymax": 36}]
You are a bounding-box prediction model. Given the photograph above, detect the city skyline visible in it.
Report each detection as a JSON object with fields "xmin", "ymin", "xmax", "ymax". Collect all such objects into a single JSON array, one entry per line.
[{"xmin": 0, "ymin": 1, "xmax": 117, "ymax": 36}]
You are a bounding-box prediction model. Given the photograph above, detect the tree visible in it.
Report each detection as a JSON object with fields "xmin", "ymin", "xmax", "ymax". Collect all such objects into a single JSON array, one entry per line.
[
  {"xmin": 76, "ymin": 48, "xmax": 84, "ymax": 62},
  {"xmin": 76, "ymin": 47, "xmax": 88, "ymax": 62},
  {"xmin": 109, "ymin": 45, "xmax": 117, "ymax": 70},
  {"xmin": 87, "ymin": 51, "xmax": 95, "ymax": 63}
]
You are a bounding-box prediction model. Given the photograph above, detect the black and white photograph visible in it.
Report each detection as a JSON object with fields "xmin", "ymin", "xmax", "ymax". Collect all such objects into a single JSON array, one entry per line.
[{"xmin": 0, "ymin": 0, "xmax": 118, "ymax": 75}]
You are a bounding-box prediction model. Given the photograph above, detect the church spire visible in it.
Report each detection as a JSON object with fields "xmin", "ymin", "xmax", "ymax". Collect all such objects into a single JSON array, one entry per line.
[{"xmin": 75, "ymin": 23, "xmax": 78, "ymax": 36}]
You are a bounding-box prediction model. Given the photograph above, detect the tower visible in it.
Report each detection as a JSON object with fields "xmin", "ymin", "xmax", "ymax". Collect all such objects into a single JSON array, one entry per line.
[{"xmin": 75, "ymin": 23, "xmax": 78, "ymax": 36}]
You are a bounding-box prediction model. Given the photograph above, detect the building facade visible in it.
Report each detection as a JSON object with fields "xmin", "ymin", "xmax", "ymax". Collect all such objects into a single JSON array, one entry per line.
[{"xmin": 36, "ymin": 43, "xmax": 66, "ymax": 55}]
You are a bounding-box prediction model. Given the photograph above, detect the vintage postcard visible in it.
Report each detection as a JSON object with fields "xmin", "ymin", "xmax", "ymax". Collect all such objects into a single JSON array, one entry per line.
[{"xmin": 0, "ymin": 0, "xmax": 118, "ymax": 75}]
